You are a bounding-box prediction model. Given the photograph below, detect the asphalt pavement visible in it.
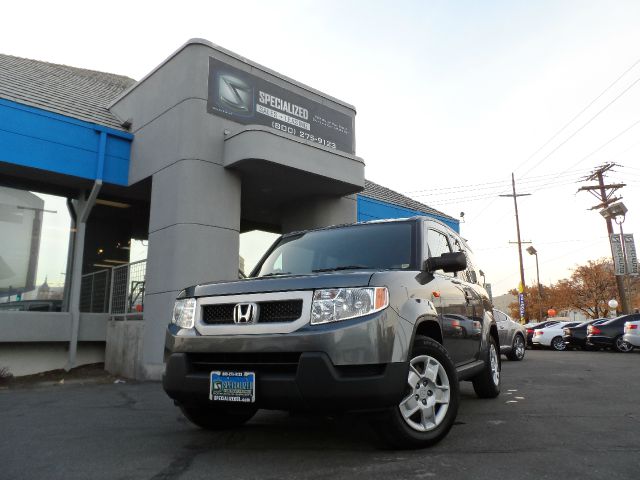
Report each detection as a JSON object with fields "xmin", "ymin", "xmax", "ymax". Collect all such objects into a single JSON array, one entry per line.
[{"xmin": 1, "ymin": 349, "xmax": 639, "ymax": 480}]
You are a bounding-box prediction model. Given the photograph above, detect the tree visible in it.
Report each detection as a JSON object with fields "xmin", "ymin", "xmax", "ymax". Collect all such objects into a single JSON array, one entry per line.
[
  {"xmin": 506, "ymin": 258, "xmax": 638, "ymax": 321},
  {"xmin": 507, "ymin": 285, "xmax": 547, "ymax": 322},
  {"xmin": 565, "ymin": 259, "xmax": 618, "ymax": 319}
]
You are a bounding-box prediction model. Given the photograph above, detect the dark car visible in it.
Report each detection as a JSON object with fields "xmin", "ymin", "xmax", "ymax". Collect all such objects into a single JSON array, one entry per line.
[
  {"xmin": 163, "ymin": 217, "xmax": 501, "ymax": 449},
  {"xmin": 562, "ymin": 318, "xmax": 608, "ymax": 350},
  {"xmin": 524, "ymin": 320, "xmax": 561, "ymax": 347},
  {"xmin": 586, "ymin": 314, "xmax": 640, "ymax": 352}
]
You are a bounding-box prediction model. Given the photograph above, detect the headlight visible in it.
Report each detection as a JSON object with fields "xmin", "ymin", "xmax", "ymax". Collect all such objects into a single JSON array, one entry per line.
[
  {"xmin": 172, "ymin": 298, "xmax": 197, "ymax": 328},
  {"xmin": 311, "ymin": 287, "xmax": 388, "ymax": 325}
]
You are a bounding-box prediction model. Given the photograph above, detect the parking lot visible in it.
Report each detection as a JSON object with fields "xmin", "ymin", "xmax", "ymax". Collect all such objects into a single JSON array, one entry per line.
[{"xmin": 1, "ymin": 349, "xmax": 639, "ymax": 480}]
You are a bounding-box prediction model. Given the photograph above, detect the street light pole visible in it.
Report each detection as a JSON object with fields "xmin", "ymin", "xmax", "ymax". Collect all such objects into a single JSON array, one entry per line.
[{"xmin": 601, "ymin": 202, "xmax": 631, "ymax": 314}]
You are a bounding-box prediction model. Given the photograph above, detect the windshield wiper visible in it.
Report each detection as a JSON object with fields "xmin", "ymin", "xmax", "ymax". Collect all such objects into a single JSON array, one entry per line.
[
  {"xmin": 312, "ymin": 265, "xmax": 370, "ymax": 273},
  {"xmin": 260, "ymin": 272, "xmax": 292, "ymax": 277}
]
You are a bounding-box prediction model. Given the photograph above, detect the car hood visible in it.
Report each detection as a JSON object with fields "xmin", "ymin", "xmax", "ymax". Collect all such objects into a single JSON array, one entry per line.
[{"xmin": 182, "ymin": 271, "xmax": 378, "ymax": 298}]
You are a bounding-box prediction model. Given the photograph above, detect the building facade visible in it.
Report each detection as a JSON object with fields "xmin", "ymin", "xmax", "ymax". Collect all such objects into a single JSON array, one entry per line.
[{"xmin": 0, "ymin": 39, "xmax": 458, "ymax": 379}]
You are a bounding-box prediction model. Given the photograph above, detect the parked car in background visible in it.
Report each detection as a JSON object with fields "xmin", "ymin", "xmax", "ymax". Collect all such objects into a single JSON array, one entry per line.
[
  {"xmin": 532, "ymin": 321, "xmax": 581, "ymax": 351},
  {"xmin": 586, "ymin": 314, "xmax": 640, "ymax": 352},
  {"xmin": 493, "ymin": 309, "xmax": 526, "ymax": 361},
  {"xmin": 623, "ymin": 319, "xmax": 640, "ymax": 348},
  {"xmin": 563, "ymin": 319, "xmax": 608, "ymax": 350},
  {"xmin": 524, "ymin": 320, "xmax": 562, "ymax": 347}
]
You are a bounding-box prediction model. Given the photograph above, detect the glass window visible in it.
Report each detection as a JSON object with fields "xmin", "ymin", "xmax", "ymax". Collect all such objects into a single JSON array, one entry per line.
[
  {"xmin": 426, "ymin": 229, "xmax": 453, "ymax": 277},
  {"xmin": 450, "ymin": 235, "xmax": 479, "ymax": 284},
  {"xmin": 255, "ymin": 222, "xmax": 415, "ymax": 277},
  {"xmin": 0, "ymin": 187, "xmax": 70, "ymax": 308},
  {"xmin": 240, "ymin": 230, "xmax": 280, "ymax": 277},
  {"xmin": 493, "ymin": 310, "xmax": 508, "ymax": 323}
]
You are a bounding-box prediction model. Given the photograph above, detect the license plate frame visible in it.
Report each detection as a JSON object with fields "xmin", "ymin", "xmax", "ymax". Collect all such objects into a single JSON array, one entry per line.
[{"xmin": 209, "ymin": 371, "xmax": 256, "ymax": 403}]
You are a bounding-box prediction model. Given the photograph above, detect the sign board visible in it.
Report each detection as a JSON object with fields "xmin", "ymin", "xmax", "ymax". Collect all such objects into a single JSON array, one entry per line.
[
  {"xmin": 207, "ymin": 57, "xmax": 354, "ymax": 154},
  {"xmin": 610, "ymin": 234, "xmax": 625, "ymax": 276},
  {"xmin": 624, "ymin": 234, "xmax": 638, "ymax": 275},
  {"xmin": 518, "ymin": 293, "xmax": 525, "ymax": 321}
]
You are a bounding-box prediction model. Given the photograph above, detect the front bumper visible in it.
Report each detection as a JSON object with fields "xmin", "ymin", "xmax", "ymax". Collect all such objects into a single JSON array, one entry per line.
[
  {"xmin": 163, "ymin": 352, "xmax": 408, "ymax": 411},
  {"xmin": 166, "ymin": 308, "xmax": 410, "ymax": 366}
]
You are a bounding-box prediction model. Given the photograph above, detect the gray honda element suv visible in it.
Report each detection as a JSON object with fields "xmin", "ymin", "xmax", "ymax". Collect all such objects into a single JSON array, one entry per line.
[{"xmin": 163, "ymin": 217, "xmax": 500, "ymax": 448}]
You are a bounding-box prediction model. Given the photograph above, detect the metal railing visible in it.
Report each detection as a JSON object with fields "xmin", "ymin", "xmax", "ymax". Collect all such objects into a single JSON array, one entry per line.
[
  {"xmin": 109, "ymin": 260, "xmax": 146, "ymax": 319},
  {"xmin": 80, "ymin": 269, "xmax": 110, "ymax": 313}
]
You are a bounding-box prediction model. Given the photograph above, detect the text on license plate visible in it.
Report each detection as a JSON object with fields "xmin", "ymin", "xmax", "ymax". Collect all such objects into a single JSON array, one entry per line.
[{"xmin": 209, "ymin": 371, "xmax": 255, "ymax": 403}]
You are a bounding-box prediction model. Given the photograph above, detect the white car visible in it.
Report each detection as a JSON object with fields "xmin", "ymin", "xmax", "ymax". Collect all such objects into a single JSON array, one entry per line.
[
  {"xmin": 532, "ymin": 321, "xmax": 582, "ymax": 351},
  {"xmin": 623, "ymin": 320, "xmax": 640, "ymax": 347}
]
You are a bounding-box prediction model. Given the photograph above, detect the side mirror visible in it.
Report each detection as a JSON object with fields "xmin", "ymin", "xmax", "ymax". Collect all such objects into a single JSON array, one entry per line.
[{"xmin": 425, "ymin": 251, "xmax": 467, "ymax": 273}]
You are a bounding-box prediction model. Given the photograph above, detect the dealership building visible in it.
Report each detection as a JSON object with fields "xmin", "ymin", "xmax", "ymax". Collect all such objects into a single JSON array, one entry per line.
[{"xmin": 0, "ymin": 39, "xmax": 458, "ymax": 379}]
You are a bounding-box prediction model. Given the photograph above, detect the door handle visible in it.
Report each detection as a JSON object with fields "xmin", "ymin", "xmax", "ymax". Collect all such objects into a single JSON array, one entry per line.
[{"xmin": 451, "ymin": 279, "xmax": 462, "ymax": 285}]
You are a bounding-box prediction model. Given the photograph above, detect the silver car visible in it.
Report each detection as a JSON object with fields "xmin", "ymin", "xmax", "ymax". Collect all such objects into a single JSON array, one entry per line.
[{"xmin": 493, "ymin": 309, "xmax": 526, "ymax": 361}]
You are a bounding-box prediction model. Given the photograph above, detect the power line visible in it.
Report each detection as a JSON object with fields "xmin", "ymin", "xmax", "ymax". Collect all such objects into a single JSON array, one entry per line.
[
  {"xmin": 560, "ymin": 117, "xmax": 640, "ymax": 174},
  {"xmin": 403, "ymin": 168, "xmax": 590, "ymax": 196},
  {"xmin": 414, "ymin": 177, "xmax": 581, "ymax": 206},
  {"xmin": 514, "ymin": 55, "xmax": 640, "ymax": 177},
  {"xmin": 519, "ymin": 73, "xmax": 640, "ymax": 178},
  {"xmin": 409, "ymin": 170, "xmax": 588, "ymax": 202}
]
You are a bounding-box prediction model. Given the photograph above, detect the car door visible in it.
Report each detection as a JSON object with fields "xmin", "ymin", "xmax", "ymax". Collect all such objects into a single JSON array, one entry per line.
[
  {"xmin": 425, "ymin": 225, "xmax": 475, "ymax": 366},
  {"xmin": 494, "ymin": 309, "xmax": 510, "ymax": 349},
  {"xmin": 449, "ymin": 232, "xmax": 485, "ymax": 361}
]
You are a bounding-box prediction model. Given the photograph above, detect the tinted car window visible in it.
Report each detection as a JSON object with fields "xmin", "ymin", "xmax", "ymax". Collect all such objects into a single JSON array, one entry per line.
[{"xmin": 256, "ymin": 222, "xmax": 415, "ymax": 277}]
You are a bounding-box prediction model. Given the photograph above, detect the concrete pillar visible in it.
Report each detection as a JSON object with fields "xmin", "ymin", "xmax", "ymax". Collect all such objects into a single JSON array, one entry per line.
[
  {"xmin": 139, "ymin": 159, "xmax": 241, "ymax": 379},
  {"xmin": 281, "ymin": 194, "xmax": 357, "ymax": 233}
]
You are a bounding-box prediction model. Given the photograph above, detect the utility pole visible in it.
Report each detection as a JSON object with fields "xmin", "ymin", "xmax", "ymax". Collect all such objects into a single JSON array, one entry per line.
[
  {"xmin": 578, "ymin": 163, "xmax": 629, "ymax": 314},
  {"xmin": 500, "ymin": 173, "xmax": 531, "ymax": 322}
]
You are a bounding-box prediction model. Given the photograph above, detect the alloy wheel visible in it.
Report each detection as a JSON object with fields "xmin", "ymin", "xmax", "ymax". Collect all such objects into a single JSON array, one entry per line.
[
  {"xmin": 616, "ymin": 337, "xmax": 634, "ymax": 353},
  {"xmin": 399, "ymin": 355, "xmax": 450, "ymax": 432},
  {"xmin": 514, "ymin": 335, "xmax": 525, "ymax": 359},
  {"xmin": 489, "ymin": 344, "xmax": 500, "ymax": 385},
  {"xmin": 552, "ymin": 337, "xmax": 566, "ymax": 351}
]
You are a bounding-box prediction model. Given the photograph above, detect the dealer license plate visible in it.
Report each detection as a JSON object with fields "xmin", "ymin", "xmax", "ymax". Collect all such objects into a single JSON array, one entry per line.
[{"xmin": 209, "ymin": 371, "xmax": 256, "ymax": 403}]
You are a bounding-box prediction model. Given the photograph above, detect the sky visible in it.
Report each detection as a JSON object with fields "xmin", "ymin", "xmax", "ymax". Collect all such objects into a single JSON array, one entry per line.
[{"xmin": 3, "ymin": 0, "xmax": 640, "ymax": 296}]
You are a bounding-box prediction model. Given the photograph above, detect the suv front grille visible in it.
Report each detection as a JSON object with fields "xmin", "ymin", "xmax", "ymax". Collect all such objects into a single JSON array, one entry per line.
[
  {"xmin": 201, "ymin": 300, "xmax": 304, "ymax": 324},
  {"xmin": 201, "ymin": 304, "xmax": 235, "ymax": 324}
]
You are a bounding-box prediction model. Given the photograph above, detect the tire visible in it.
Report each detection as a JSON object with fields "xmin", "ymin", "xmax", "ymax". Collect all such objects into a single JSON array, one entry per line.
[
  {"xmin": 372, "ymin": 336, "xmax": 459, "ymax": 449},
  {"xmin": 614, "ymin": 335, "xmax": 634, "ymax": 353},
  {"xmin": 472, "ymin": 336, "xmax": 501, "ymax": 398},
  {"xmin": 550, "ymin": 336, "xmax": 566, "ymax": 351},
  {"xmin": 506, "ymin": 334, "xmax": 526, "ymax": 361},
  {"xmin": 179, "ymin": 405, "xmax": 257, "ymax": 430}
]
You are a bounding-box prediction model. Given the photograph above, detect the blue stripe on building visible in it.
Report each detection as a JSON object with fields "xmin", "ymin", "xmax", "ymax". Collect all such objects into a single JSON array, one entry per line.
[
  {"xmin": 0, "ymin": 98, "xmax": 132, "ymax": 186},
  {"xmin": 357, "ymin": 195, "xmax": 460, "ymax": 232}
]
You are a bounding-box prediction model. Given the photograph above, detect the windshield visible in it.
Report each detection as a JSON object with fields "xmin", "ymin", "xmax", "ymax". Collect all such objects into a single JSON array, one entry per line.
[{"xmin": 254, "ymin": 222, "xmax": 416, "ymax": 277}]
